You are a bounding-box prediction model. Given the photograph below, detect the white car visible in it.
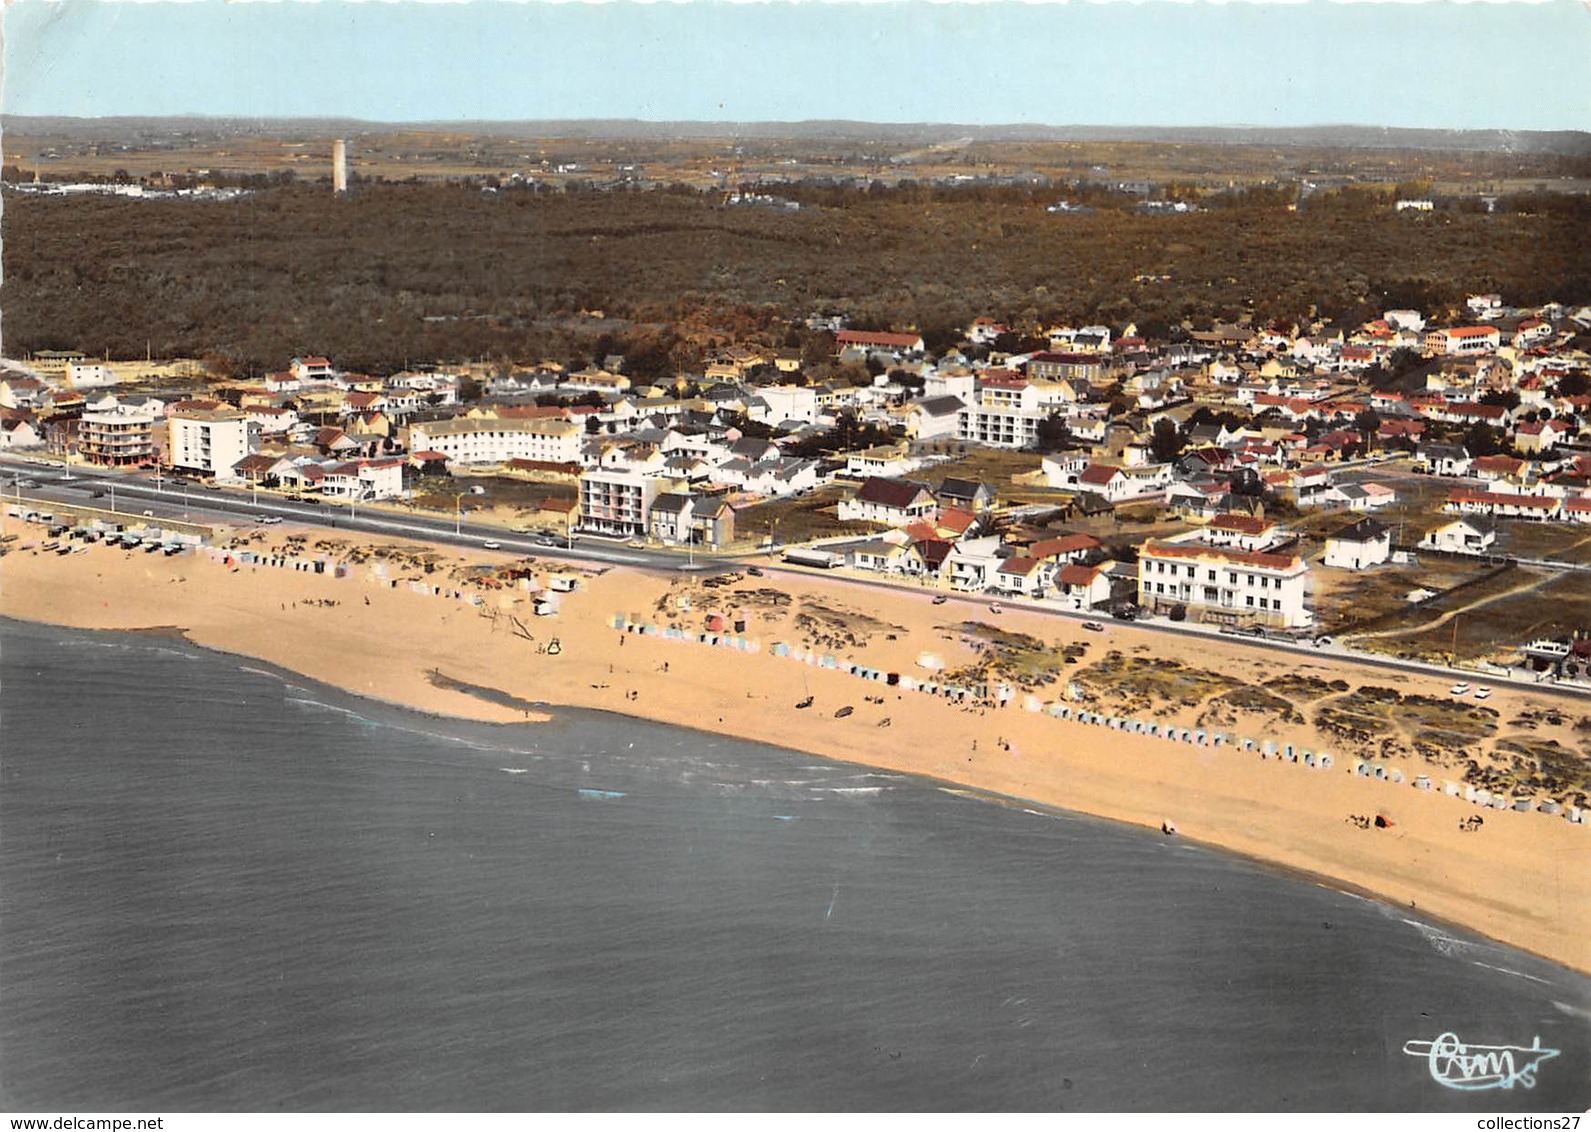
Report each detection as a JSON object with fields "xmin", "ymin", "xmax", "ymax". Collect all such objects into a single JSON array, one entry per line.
[
  {"xmin": 1450, "ymin": 683, "xmax": 1471, "ymax": 696},
  {"xmin": 482, "ymin": 540, "xmax": 502, "ymax": 550},
  {"xmin": 1473, "ymin": 687, "xmax": 1493, "ymax": 700}
]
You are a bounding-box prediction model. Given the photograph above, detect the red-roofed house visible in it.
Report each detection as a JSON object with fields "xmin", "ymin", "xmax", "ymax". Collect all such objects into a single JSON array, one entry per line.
[
  {"xmin": 1055, "ymin": 563, "xmax": 1111, "ymax": 611},
  {"xmin": 1424, "ymin": 326, "xmax": 1501, "ymax": 356},
  {"xmin": 1028, "ymin": 532, "xmax": 1103, "ymax": 565}
]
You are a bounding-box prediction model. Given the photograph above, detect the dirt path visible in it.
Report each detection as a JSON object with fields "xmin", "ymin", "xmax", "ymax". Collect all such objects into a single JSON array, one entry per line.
[{"xmin": 1346, "ymin": 568, "xmax": 1555, "ymax": 643}]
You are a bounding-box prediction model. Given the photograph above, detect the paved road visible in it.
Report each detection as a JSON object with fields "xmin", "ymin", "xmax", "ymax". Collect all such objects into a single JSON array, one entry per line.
[
  {"xmin": 1, "ymin": 457, "xmax": 729, "ymax": 575},
  {"xmin": 6, "ymin": 455, "xmax": 1586, "ymax": 703}
]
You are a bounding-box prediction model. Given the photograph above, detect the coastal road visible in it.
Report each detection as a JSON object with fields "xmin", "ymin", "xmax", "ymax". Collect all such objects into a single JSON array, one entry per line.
[
  {"xmin": 0, "ymin": 457, "xmax": 723, "ymax": 576},
  {"xmin": 6, "ymin": 456, "xmax": 1587, "ymax": 704}
]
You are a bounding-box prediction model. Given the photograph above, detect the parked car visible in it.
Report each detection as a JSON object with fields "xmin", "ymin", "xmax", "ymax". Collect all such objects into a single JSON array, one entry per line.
[
  {"xmin": 932, "ymin": 595, "xmax": 948, "ymax": 605},
  {"xmin": 1082, "ymin": 621, "xmax": 1106, "ymax": 632},
  {"xmin": 1450, "ymin": 683, "xmax": 1471, "ymax": 696},
  {"xmin": 746, "ymin": 566, "xmax": 764, "ymax": 577},
  {"xmin": 1473, "ymin": 687, "xmax": 1493, "ymax": 700},
  {"xmin": 1313, "ymin": 635, "xmax": 1334, "ymax": 648},
  {"xmin": 482, "ymin": 540, "xmax": 502, "ymax": 550}
]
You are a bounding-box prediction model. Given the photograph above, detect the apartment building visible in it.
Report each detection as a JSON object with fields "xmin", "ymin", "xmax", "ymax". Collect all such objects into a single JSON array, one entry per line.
[
  {"xmin": 80, "ymin": 402, "xmax": 158, "ymax": 467},
  {"xmin": 579, "ymin": 468, "xmax": 664, "ymax": 538},
  {"xmin": 167, "ymin": 402, "xmax": 255, "ymax": 478},
  {"xmin": 406, "ymin": 417, "xmax": 584, "ymax": 467},
  {"xmin": 1137, "ymin": 541, "xmax": 1312, "ymax": 629}
]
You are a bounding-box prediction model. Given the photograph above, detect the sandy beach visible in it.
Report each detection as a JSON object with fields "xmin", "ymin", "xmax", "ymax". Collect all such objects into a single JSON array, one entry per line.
[{"xmin": 4, "ymin": 523, "xmax": 1588, "ymax": 975}]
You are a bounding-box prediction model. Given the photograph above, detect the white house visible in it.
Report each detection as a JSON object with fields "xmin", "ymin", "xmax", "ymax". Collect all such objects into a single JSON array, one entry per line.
[
  {"xmin": 837, "ymin": 477, "xmax": 936, "ymax": 526},
  {"xmin": 752, "ymin": 385, "xmax": 818, "ymax": 425},
  {"xmin": 322, "ymin": 457, "xmax": 406, "ymax": 501},
  {"xmin": 904, "ymin": 395, "xmax": 965, "ymax": 441},
  {"xmin": 1054, "ymin": 563, "xmax": 1111, "ymax": 610},
  {"xmin": 1420, "ymin": 516, "xmax": 1498, "ymax": 555},
  {"xmin": 1323, "ymin": 518, "xmax": 1393, "ymax": 570}
]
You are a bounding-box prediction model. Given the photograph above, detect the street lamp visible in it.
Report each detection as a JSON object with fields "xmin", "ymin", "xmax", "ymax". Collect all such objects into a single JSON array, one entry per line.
[{"xmin": 454, "ymin": 493, "xmax": 464, "ymax": 536}]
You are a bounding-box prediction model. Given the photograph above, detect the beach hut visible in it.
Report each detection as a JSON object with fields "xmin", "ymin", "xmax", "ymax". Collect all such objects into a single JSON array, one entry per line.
[
  {"xmin": 1194, "ymin": 729, "xmax": 1207, "ymax": 746},
  {"xmin": 1413, "ymin": 774, "xmax": 1431, "ymax": 790},
  {"xmin": 1513, "ymin": 797, "xmax": 1534, "ymax": 813},
  {"xmin": 1566, "ymin": 806, "xmax": 1584, "ymax": 824},
  {"xmin": 1490, "ymin": 795, "xmax": 1509, "ymax": 810},
  {"xmin": 1023, "ymin": 695, "xmax": 1043, "ymax": 713},
  {"xmin": 1443, "ymin": 780, "xmax": 1461, "ymax": 796},
  {"xmin": 1317, "ymin": 754, "xmax": 1333, "ymax": 770},
  {"xmin": 705, "ymin": 613, "xmax": 727, "ymax": 633},
  {"xmin": 1539, "ymin": 801, "xmax": 1562, "ymax": 817},
  {"xmin": 1389, "ymin": 769, "xmax": 1405, "ymax": 784}
]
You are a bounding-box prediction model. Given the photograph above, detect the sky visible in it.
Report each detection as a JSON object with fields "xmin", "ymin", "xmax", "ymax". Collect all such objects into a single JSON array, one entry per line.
[{"xmin": 2, "ymin": 0, "xmax": 1590, "ymax": 132}]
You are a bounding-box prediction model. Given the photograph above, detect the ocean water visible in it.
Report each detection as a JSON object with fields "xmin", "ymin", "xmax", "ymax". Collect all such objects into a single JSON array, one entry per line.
[{"xmin": 1, "ymin": 617, "xmax": 1587, "ymax": 1112}]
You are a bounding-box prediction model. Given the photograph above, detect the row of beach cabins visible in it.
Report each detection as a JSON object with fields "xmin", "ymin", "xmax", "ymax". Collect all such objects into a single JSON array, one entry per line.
[{"xmin": 605, "ymin": 615, "xmax": 1589, "ymax": 830}]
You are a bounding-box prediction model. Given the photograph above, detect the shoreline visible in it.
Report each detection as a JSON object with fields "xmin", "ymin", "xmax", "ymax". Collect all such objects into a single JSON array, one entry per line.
[
  {"xmin": 3, "ymin": 529, "xmax": 1587, "ymax": 976},
  {"xmin": 3, "ymin": 610, "xmax": 1554, "ymax": 984}
]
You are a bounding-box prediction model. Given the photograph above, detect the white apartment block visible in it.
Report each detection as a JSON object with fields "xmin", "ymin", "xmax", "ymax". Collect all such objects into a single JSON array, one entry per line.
[
  {"xmin": 407, "ymin": 417, "xmax": 584, "ymax": 466},
  {"xmin": 1137, "ymin": 541, "xmax": 1312, "ymax": 630},
  {"xmin": 957, "ymin": 377, "xmax": 1073, "ymax": 448},
  {"xmin": 168, "ymin": 405, "xmax": 255, "ymax": 478}
]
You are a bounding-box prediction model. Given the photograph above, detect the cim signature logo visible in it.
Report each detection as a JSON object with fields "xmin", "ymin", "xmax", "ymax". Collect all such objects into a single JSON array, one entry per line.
[{"xmin": 1402, "ymin": 1032, "xmax": 1561, "ymax": 1091}]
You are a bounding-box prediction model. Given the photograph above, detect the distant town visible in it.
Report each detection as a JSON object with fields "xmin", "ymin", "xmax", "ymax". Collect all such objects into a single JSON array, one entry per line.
[{"xmin": 6, "ymin": 290, "xmax": 1590, "ymax": 682}]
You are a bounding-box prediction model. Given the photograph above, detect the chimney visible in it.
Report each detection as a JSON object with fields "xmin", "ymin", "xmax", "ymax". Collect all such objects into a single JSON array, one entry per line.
[{"xmin": 333, "ymin": 139, "xmax": 348, "ymax": 195}]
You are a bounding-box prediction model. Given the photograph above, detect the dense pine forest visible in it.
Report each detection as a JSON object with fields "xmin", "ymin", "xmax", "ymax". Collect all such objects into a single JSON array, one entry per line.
[{"xmin": 4, "ymin": 180, "xmax": 1588, "ymax": 374}]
